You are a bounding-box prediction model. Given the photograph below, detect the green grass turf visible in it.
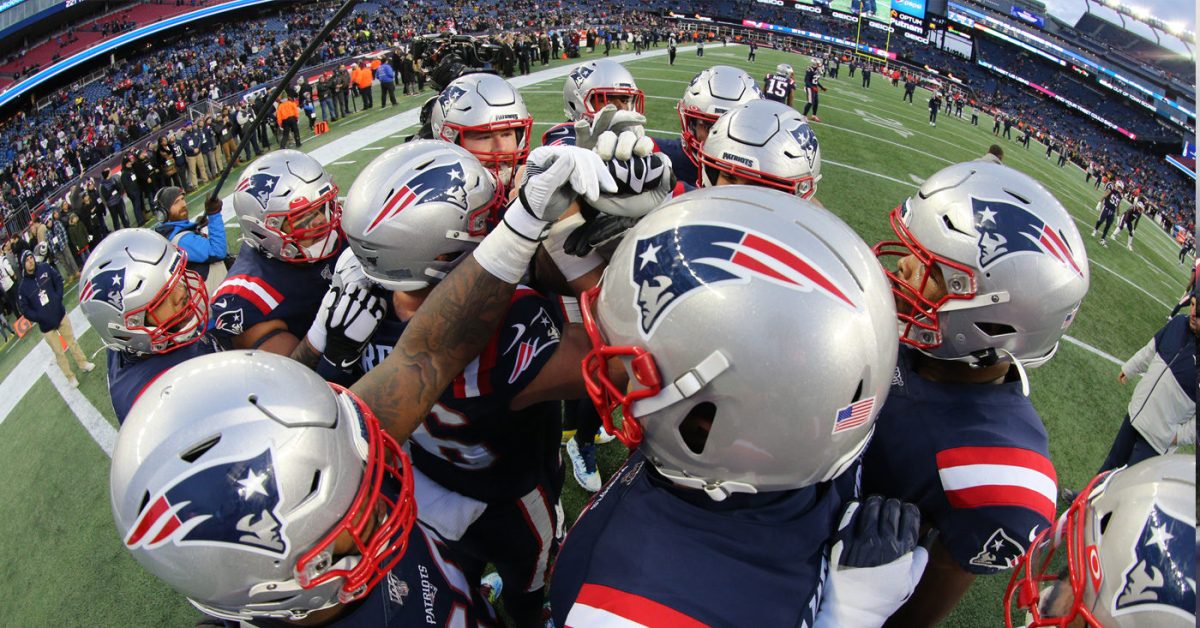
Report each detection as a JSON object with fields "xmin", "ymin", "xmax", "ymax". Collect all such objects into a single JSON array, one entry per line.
[{"xmin": 0, "ymin": 43, "xmax": 1192, "ymax": 626}]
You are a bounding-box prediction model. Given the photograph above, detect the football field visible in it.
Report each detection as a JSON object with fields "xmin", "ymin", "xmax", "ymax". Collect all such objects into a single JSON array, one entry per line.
[{"xmin": 0, "ymin": 44, "xmax": 1191, "ymax": 626}]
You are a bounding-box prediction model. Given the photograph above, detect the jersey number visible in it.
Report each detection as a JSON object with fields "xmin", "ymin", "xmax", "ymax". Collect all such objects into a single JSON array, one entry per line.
[
  {"xmin": 767, "ymin": 79, "xmax": 788, "ymax": 98},
  {"xmin": 411, "ymin": 403, "xmax": 497, "ymax": 470}
]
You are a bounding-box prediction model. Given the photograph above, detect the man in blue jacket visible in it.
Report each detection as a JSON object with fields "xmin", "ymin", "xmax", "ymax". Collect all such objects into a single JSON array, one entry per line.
[
  {"xmin": 377, "ymin": 60, "xmax": 397, "ymax": 108},
  {"xmin": 152, "ymin": 187, "xmax": 228, "ymax": 291},
  {"xmin": 17, "ymin": 250, "xmax": 94, "ymax": 387}
]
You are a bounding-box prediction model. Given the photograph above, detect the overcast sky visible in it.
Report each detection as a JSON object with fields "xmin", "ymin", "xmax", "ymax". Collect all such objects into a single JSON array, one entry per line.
[{"xmin": 1036, "ymin": 0, "xmax": 1195, "ymax": 56}]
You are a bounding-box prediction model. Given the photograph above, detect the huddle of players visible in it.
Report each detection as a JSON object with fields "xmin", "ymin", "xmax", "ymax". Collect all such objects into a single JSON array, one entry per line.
[{"xmin": 82, "ymin": 56, "xmax": 1194, "ymax": 627}]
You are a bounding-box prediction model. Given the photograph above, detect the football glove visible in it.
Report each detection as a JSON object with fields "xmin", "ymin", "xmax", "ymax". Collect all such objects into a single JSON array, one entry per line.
[{"xmin": 574, "ymin": 104, "xmax": 647, "ymax": 151}]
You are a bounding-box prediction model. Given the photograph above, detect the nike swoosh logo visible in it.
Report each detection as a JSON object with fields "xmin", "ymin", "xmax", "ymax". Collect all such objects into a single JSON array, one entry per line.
[{"xmin": 502, "ymin": 323, "xmax": 527, "ymax": 355}]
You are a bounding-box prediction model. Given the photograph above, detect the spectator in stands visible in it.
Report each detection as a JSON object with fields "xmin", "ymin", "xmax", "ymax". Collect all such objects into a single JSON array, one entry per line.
[
  {"xmin": 181, "ymin": 123, "xmax": 206, "ymax": 190},
  {"xmin": 275, "ymin": 94, "xmax": 301, "ymax": 149},
  {"xmin": 17, "ymin": 249, "xmax": 95, "ymax": 387},
  {"xmin": 45, "ymin": 209, "xmax": 76, "ymax": 281},
  {"xmin": 66, "ymin": 209, "xmax": 89, "ymax": 266},
  {"xmin": 0, "ymin": 243, "xmax": 16, "ymax": 322},
  {"xmin": 201, "ymin": 117, "xmax": 221, "ymax": 179},
  {"xmin": 376, "ymin": 58, "xmax": 397, "ymax": 107},
  {"xmin": 100, "ymin": 168, "xmax": 130, "ymax": 230},
  {"xmin": 120, "ymin": 153, "xmax": 147, "ymax": 226}
]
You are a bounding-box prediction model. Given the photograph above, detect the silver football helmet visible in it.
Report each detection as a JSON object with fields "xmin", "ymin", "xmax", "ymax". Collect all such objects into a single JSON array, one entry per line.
[
  {"xmin": 873, "ymin": 161, "xmax": 1089, "ymax": 367},
  {"xmin": 1006, "ymin": 454, "xmax": 1195, "ymax": 627},
  {"xmin": 232, "ymin": 149, "xmax": 342, "ymax": 263},
  {"xmin": 698, "ymin": 99, "xmax": 822, "ymax": 199},
  {"xmin": 677, "ymin": 65, "xmax": 763, "ymax": 165},
  {"xmin": 580, "ymin": 186, "xmax": 898, "ymax": 500},
  {"xmin": 341, "ymin": 140, "xmax": 504, "ymax": 292},
  {"xmin": 563, "ymin": 59, "xmax": 644, "ymax": 121},
  {"xmin": 430, "ymin": 73, "xmax": 533, "ymax": 189},
  {"xmin": 80, "ymin": 228, "xmax": 209, "ymax": 355},
  {"xmin": 777, "ymin": 63, "xmax": 794, "ymax": 77},
  {"xmin": 110, "ymin": 351, "xmax": 417, "ymax": 621}
]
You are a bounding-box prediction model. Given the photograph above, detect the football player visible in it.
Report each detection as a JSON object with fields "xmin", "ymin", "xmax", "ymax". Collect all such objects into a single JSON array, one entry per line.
[
  {"xmin": 212, "ymin": 149, "xmax": 344, "ymax": 354},
  {"xmin": 110, "ymin": 351, "xmax": 497, "ymax": 626},
  {"xmin": 430, "ymin": 72, "xmax": 533, "ymax": 191},
  {"xmin": 324, "ymin": 140, "xmax": 619, "ymax": 626},
  {"xmin": 549, "ymin": 185, "xmax": 925, "ymax": 626},
  {"xmin": 763, "ymin": 63, "xmax": 796, "ymax": 106},
  {"xmin": 80, "ymin": 228, "xmax": 219, "ymax": 424},
  {"xmin": 802, "ymin": 59, "xmax": 828, "ymax": 121},
  {"xmin": 662, "ymin": 65, "xmax": 763, "ymax": 187},
  {"xmin": 1118, "ymin": 188, "xmax": 1145, "ymax": 251},
  {"xmin": 698, "ymin": 99, "xmax": 823, "ymax": 201},
  {"xmin": 542, "ymin": 59, "xmax": 645, "ymax": 147},
  {"xmin": 1005, "ymin": 454, "xmax": 1194, "ymax": 627},
  {"xmin": 1092, "ymin": 180, "xmax": 1123, "ymax": 247},
  {"xmin": 866, "ymin": 161, "xmax": 1090, "ymax": 627}
]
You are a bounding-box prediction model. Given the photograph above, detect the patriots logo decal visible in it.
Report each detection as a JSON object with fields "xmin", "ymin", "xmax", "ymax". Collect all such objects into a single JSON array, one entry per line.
[
  {"xmin": 1113, "ymin": 503, "xmax": 1196, "ymax": 619},
  {"xmin": 81, "ymin": 267, "xmax": 126, "ymax": 311},
  {"xmin": 972, "ymin": 198, "xmax": 1082, "ymax": 276},
  {"xmin": 631, "ymin": 223, "xmax": 859, "ymax": 336},
  {"xmin": 125, "ymin": 449, "xmax": 289, "ymax": 557},
  {"xmin": 364, "ymin": 163, "xmax": 469, "ymax": 235},
  {"xmin": 789, "ymin": 122, "xmax": 819, "ymax": 169},
  {"xmin": 236, "ymin": 173, "xmax": 281, "ymax": 210},
  {"xmin": 569, "ymin": 64, "xmax": 595, "ymax": 87},
  {"xmin": 437, "ymin": 84, "xmax": 468, "ymax": 118}
]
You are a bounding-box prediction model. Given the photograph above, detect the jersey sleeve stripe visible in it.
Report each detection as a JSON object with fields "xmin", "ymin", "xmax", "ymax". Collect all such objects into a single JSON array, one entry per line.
[
  {"xmin": 936, "ymin": 446, "xmax": 1056, "ymax": 478},
  {"xmin": 217, "ymin": 274, "xmax": 284, "ymax": 302},
  {"xmin": 570, "ymin": 583, "xmax": 709, "ymax": 628},
  {"xmin": 943, "ymin": 484, "xmax": 1056, "ymax": 523},
  {"xmin": 939, "ymin": 463, "xmax": 1057, "ymax": 503},
  {"xmin": 216, "ymin": 282, "xmax": 277, "ymax": 315}
]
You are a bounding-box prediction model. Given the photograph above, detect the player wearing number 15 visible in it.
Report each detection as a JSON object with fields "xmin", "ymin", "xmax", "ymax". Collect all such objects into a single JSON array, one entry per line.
[
  {"xmin": 334, "ymin": 140, "xmax": 606, "ymax": 627},
  {"xmin": 763, "ymin": 63, "xmax": 795, "ymax": 106}
]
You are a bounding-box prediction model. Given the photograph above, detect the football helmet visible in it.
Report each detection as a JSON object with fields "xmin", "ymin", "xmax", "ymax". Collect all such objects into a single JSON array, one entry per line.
[
  {"xmin": 677, "ymin": 65, "xmax": 763, "ymax": 165},
  {"xmin": 777, "ymin": 63, "xmax": 794, "ymax": 77},
  {"xmin": 430, "ymin": 72, "xmax": 533, "ymax": 189},
  {"xmin": 873, "ymin": 161, "xmax": 1089, "ymax": 367},
  {"xmin": 110, "ymin": 351, "xmax": 416, "ymax": 621},
  {"xmin": 341, "ymin": 140, "xmax": 504, "ymax": 292},
  {"xmin": 232, "ymin": 149, "xmax": 342, "ymax": 263},
  {"xmin": 698, "ymin": 99, "xmax": 823, "ymax": 199},
  {"xmin": 80, "ymin": 228, "xmax": 209, "ymax": 355},
  {"xmin": 563, "ymin": 59, "xmax": 644, "ymax": 121},
  {"xmin": 1006, "ymin": 454, "xmax": 1195, "ymax": 627},
  {"xmin": 580, "ymin": 186, "xmax": 898, "ymax": 500}
]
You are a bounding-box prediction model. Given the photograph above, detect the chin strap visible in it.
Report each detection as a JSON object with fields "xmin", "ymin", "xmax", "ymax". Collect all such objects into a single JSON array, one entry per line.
[
  {"xmin": 996, "ymin": 348, "xmax": 1030, "ymax": 397},
  {"xmin": 630, "ymin": 350, "xmax": 731, "ymax": 417}
]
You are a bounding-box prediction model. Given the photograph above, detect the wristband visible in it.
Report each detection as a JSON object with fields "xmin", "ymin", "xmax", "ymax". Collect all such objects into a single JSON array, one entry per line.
[{"xmin": 544, "ymin": 214, "xmax": 605, "ymax": 281}]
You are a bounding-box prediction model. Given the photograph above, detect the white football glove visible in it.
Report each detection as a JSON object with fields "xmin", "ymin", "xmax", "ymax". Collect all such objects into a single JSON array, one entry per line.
[
  {"xmin": 574, "ymin": 104, "xmax": 647, "ymax": 151},
  {"xmin": 813, "ymin": 496, "xmax": 930, "ymax": 628},
  {"xmin": 305, "ymin": 282, "xmax": 386, "ymax": 360},
  {"xmin": 594, "ymin": 128, "xmax": 655, "ymax": 161},
  {"xmin": 589, "ymin": 152, "xmax": 674, "ymax": 219},
  {"xmin": 506, "ymin": 145, "xmax": 617, "ymax": 241},
  {"xmin": 331, "ymin": 247, "xmax": 371, "ymax": 290}
]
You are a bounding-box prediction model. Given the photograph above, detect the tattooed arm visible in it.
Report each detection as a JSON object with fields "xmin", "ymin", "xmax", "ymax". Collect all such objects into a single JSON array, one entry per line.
[{"xmin": 349, "ymin": 254, "xmax": 516, "ymax": 443}]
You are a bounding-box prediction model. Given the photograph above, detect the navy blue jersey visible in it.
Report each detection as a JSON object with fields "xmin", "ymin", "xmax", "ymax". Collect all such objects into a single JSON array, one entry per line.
[
  {"xmin": 804, "ymin": 67, "xmax": 822, "ymax": 89},
  {"xmin": 862, "ymin": 347, "xmax": 1057, "ymax": 574},
  {"xmin": 210, "ymin": 244, "xmax": 341, "ymax": 341},
  {"xmin": 1101, "ymin": 190, "xmax": 1123, "ymax": 217},
  {"xmin": 653, "ymin": 138, "xmax": 699, "ymax": 187},
  {"xmin": 361, "ymin": 287, "xmax": 565, "ymax": 502},
  {"xmin": 550, "ymin": 451, "xmax": 859, "ymax": 627},
  {"xmin": 763, "ymin": 74, "xmax": 795, "ymax": 103},
  {"xmin": 236, "ymin": 524, "xmax": 497, "ymax": 627},
  {"xmin": 542, "ymin": 122, "xmax": 577, "ymax": 147},
  {"xmin": 106, "ymin": 335, "xmax": 223, "ymax": 424}
]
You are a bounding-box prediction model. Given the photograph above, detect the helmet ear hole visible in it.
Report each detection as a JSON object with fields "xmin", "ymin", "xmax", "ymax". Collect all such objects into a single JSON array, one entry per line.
[
  {"xmin": 975, "ymin": 322, "xmax": 1017, "ymax": 337},
  {"xmin": 1098, "ymin": 512, "xmax": 1112, "ymax": 534},
  {"xmin": 679, "ymin": 402, "xmax": 716, "ymax": 455},
  {"xmin": 179, "ymin": 434, "xmax": 222, "ymax": 463}
]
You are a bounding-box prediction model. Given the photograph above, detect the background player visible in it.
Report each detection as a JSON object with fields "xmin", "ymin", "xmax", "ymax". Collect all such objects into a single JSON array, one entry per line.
[
  {"xmin": 542, "ymin": 59, "xmax": 644, "ymax": 148},
  {"xmin": 1093, "ymin": 179, "xmax": 1123, "ymax": 247},
  {"xmin": 80, "ymin": 228, "xmax": 219, "ymax": 424},
  {"xmin": 665, "ymin": 65, "xmax": 762, "ymax": 187},
  {"xmin": 762, "ymin": 62, "xmax": 795, "ymax": 107},
  {"xmin": 429, "ymin": 72, "xmax": 534, "ymax": 191},
  {"xmin": 802, "ymin": 59, "xmax": 828, "ymax": 121},
  {"xmin": 214, "ymin": 149, "xmax": 343, "ymax": 354},
  {"xmin": 867, "ymin": 161, "xmax": 1090, "ymax": 627},
  {"xmin": 698, "ymin": 99, "xmax": 823, "ymax": 200}
]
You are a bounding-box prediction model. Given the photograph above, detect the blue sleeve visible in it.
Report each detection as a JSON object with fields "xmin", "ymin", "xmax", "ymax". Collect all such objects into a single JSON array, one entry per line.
[
  {"xmin": 935, "ymin": 504, "xmax": 1051, "ymax": 574},
  {"xmin": 176, "ymin": 215, "xmax": 227, "ymax": 263},
  {"xmin": 49, "ymin": 265, "xmax": 63, "ymax": 299},
  {"xmin": 486, "ymin": 290, "xmax": 565, "ymax": 403}
]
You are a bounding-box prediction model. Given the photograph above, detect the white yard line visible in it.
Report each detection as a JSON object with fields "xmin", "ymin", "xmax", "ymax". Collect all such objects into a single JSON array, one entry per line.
[{"xmin": 1062, "ymin": 335, "xmax": 1123, "ymax": 366}]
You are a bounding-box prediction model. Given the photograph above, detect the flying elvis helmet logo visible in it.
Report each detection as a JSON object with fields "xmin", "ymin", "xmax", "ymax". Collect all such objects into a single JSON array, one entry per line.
[
  {"xmin": 124, "ymin": 449, "xmax": 290, "ymax": 557},
  {"xmin": 631, "ymin": 223, "xmax": 859, "ymax": 337},
  {"xmin": 363, "ymin": 163, "xmax": 470, "ymax": 236},
  {"xmin": 789, "ymin": 122, "xmax": 819, "ymax": 169},
  {"xmin": 237, "ymin": 173, "xmax": 282, "ymax": 210},
  {"xmin": 971, "ymin": 198, "xmax": 1082, "ymax": 276},
  {"xmin": 1112, "ymin": 502, "xmax": 1196, "ymax": 620},
  {"xmin": 81, "ymin": 267, "xmax": 127, "ymax": 311}
]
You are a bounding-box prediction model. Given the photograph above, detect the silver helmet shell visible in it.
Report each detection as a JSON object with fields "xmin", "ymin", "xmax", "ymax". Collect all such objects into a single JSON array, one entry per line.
[
  {"xmin": 110, "ymin": 351, "xmax": 416, "ymax": 621},
  {"xmin": 430, "ymin": 72, "xmax": 532, "ymax": 189},
  {"xmin": 873, "ymin": 161, "xmax": 1089, "ymax": 367},
  {"xmin": 80, "ymin": 228, "xmax": 209, "ymax": 355},
  {"xmin": 677, "ymin": 65, "xmax": 763, "ymax": 166},
  {"xmin": 563, "ymin": 59, "xmax": 644, "ymax": 121},
  {"xmin": 232, "ymin": 149, "xmax": 342, "ymax": 263},
  {"xmin": 341, "ymin": 140, "xmax": 504, "ymax": 292},
  {"xmin": 580, "ymin": 185, "xmax": 898, "ymax": 500},
  {"xmin": 699, "ymin": 99, "xmax": 822, "ymax": 199}
]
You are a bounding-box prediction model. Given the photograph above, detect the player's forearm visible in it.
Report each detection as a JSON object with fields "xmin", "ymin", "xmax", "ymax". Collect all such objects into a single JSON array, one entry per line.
[
  {"xmin": 351, "ymin": 254, "xmax": 515, "ymax": 443},
  {"xmin": 289, "ymin": 337, "xmax": 321, "ymax": 368}
]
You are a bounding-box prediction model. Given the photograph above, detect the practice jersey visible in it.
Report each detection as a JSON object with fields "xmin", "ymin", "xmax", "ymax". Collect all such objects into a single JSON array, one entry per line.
[
  {"xmin": 210, "ymin": 243, "xmax": 342, "ymax": 341},
  {"xmin": 233, "ymin": 523, "xmax": 498, "ymax": 628},
  {"xmin": 763, "ymin": 73, "xmax": 795, "ymax": 103},
  {"xmin": 550, "ymin": 451, "xmax": 860, "ymax": 627},
  {"xmin": 360, "ymin": 286, "xmax": 565, "ymax": 502},
  {"xmin": 106, "ymin": 335, "xmax": 223, "ymax": 424},
  {"xmin": 653, "ymin": 138, "xmax": 699, "ymax": 187},
  {"xmin": 862, "ymin": 347, "xmax": 1057, "ymax": 574}
]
